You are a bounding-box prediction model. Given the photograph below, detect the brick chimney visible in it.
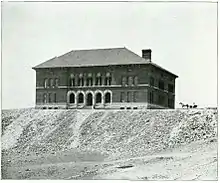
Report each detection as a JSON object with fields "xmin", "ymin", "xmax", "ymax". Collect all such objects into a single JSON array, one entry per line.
[{"xmin": 142, "ymin": 49, "xmax": 152, "ymax": 62}]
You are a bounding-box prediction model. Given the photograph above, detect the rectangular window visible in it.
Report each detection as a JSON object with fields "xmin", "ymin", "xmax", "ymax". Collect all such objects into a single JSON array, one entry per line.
[
  {"xmin": 159, "ymin": 80, "xmax": 164, "ymax": 90},
  {"xmin": 48, "ymin": 93, "xmax": 51, "ymax": 103},
  {"xmin": 168, "ymin": 98, "xmax": 174, "ymax": 108},
  {"xmin": 43, "ymin": 94, "xmax": 47, "ymax": 103},
  {"xmin": 127, "ymin": 92, "xmax": 132, "ymax": 102},
  {"xmin": 120, "ymin": 92, "xmax": 125, "ymax": 102},
  {"xmin": 54, "ymin": 93, "xmax": 56, "ymax": 103},
  {"xmin": 133, "ymin": 91, "xmax": 137, "ymax": 102},
  {"xmin": 150, "ymin": 77, "xmax": 154, "ymax": 86},
  {"xmin": 158, "ymin": 95, "xmax": 165, "ymax": 105},
  {"xmin": 168, "ymin": 84, "xmax": 174, "ymax": 93},
  {"xmin": 149, "ymin": 92, "xmax": 154, "ymax": 103}
]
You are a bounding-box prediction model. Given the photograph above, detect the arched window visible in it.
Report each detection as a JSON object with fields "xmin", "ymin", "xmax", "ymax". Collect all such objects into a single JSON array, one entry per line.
[
  {"xmin": 105, "ymin": 73, "xmax": 112, "ymax": 85},
  {"xmin": 105, "ymin": 92, "xmax": 111, "ymax": 103},
  {"xmin": 69, "ymin": 74, "xmax": 75, "ymax": 87},
  {"xmin": 121, "ymin": 77, "xmax": 127, "ymax": 86},
  {"xmin": 69, "ymin": 78, "xmax": 75, "ymax": 87},
  {"xmin": 44, "ymin": 79, "xmax": 48, "ymax": 88},
  {"xmin": 69, "ymin": 93, "xmax": 75, "ymax": 103},
  {"xmin": 50, "ymin": 79, "xmax": 54, "ymax": 87},
  {"xmin": 96, "ymin": 73, "xmax": 102, "ymax": 85},
  {"xmin": 96, "ymin": 93, "xmax": 102, "ymax": 103},
  {"xmin": 87, "ymin": 74, "xmax": 93, "ymax": 86},
  {"xmin": 134, "ymin": 76, "xmax": 138, "ymax": 85},
  {"xmin": 86, "ymin": 93, "xmax": 93, "ymax": 106},
  {"xmin": 128, "ymin": 76, "xmax": 133, "ymax": 86},
  {"xmin": 55, "ymin": 79, "xmax": 59, "ymax": 87},
  {"xmin": 78, "ymin": 74, "xmax": 84, "ymax": 86},
  {"xmin": 78, "ymin": 93, "xmax": 84, "ymax": 103}
]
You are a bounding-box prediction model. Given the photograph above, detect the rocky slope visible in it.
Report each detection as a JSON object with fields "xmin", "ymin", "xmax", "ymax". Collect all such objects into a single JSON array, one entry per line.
[{"xmin": 1, "ymin": 108, "xmax": 218, "ymax": 180}]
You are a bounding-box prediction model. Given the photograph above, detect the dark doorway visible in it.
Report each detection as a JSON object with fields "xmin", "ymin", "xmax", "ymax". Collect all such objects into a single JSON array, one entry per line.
[
  {"xmin": 105, "ymin": 92, "xmax": 111, "ymax": 103},
  {"xmin": 96, "ymin": 93, "xmax": 102, "ymax": 103},
  {"xmin": 78, "ymin": 93, "xmax": 84, "ymax": 103},
  {"xmin": 70, "ymin": 93, "xmax": 75, "ymax": 103},
  {"xmin": 86, "ymin": 93, "xmax": 93, "ymax": 106}
]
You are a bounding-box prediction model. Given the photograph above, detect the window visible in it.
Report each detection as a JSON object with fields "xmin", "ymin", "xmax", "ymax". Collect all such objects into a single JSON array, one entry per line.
[
  {"xmin": 150, "ymin": 77, "xmax": 154, "ymax": 86},
  {"xmin": 168, "ymin": 98, "xmax": 174, "ymax": 108},
  {"xmin": 122, "ymin": 77, "xmax": 127, "ymax": 86},
  {"xmin": 96, "ymin": 77, "xmax": 102, "ymax": 85},
  {"xmin": 168, "ymin": 84, "xmax": 174, "ymax": 93},
  {"xmin": 78, "ymin": 93, "xmax": 84, "ymax": 103},
  {"xmin": 50, "ymin": 79, "xmax": 54, "ymax": 87},
  {"xmin": 78, "ymin": 78, "xmax": 84, "ymax": 86},
  {"xmin": 95, "ymin": 73, "xmax": 102, "ymax": 85},
  {"xmin": 44, "ymin": 79, "xmax": 48, "ymax": 88},
  {"xmin": 87, "ymin": 77, "xmax": 93, "ymax": 86},
  {"xmin": 70, "ymin": 93, "xmax": 75, "ymax": 103},
  {"xmin": 69, "ymin": 78, "xmax": 75, "ymax": 87},
  {"xmin": 48, "ymin": 93, "xmax": 51, "ymax": 103},
  {"xmin": 134, "ymin": 76, "xmax": 138, "ymax": 85},
  {"xmin": 120, "ymin": 92, "xmax": 125, "ymax": 102},
  {"xmin": 54, "ymin": 93, "xmax": 57, "ymax": 103},
  {"xmin": 78, "ymin": 74, "xmax": 84, "ymax": 86},
  {"xmin": 159, "ymin": 80, "xmax": 165, "ymax": 90},
  {"xmin": 149, "ymin": 92, "xmax": 154, "ymax": 103},
  {"xmin": 55, "ymin": 79, "xmax": 59, "ymax": 87},
  {"xmin": 96, "ymin": 93, "xmax": 102, "ymax": 103},
  {"xmin": 133, "ymin": 91, "xmax": 137, "ymax": 102},
  {"xmin": 105, "ymin": 92, "xmax": 111, "ymax": 103},
  {"xmin": 128, "ymin": 76, "xmax": 133, "ymax": 86},
  {"xmin": 158, "ymin": 95, "xmax": 165, "ymax": 105},
  {"xmin": 43, "ymin": 94, "xmax": 47, "ymax": 103},
  {"xmin": 127, "ymin": 92, "xmax": 132, "ymax": 102},
  {"xmin": 105, "ymin": 76, "xmax": 112, "ymax": 85},
  {"xmin": 105, "ymin": 73, "xmax": 111, "ymax": 86}
]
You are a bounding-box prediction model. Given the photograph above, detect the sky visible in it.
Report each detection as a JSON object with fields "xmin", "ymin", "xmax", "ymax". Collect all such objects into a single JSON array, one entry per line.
[{"xmin": 1, "ymin": 1, "xmax": 218, "ymax": 109}]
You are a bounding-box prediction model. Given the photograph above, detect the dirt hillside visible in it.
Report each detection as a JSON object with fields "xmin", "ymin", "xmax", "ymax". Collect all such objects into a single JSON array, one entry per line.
[{"xmin": 1, "ymin": 108, "xmax": 217, "ymax": 180}]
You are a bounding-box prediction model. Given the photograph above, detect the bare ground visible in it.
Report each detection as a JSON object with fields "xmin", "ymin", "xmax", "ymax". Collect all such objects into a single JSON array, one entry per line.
[{"xmin": 2, "ymin": 138, "xmax": 217, "ymax": 180}]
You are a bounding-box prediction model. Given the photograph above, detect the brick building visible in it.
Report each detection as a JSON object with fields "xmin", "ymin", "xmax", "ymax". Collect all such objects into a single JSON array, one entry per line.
[{"xmin": 32, "ymin": 47, "xmax": 178, "ymax": 109}]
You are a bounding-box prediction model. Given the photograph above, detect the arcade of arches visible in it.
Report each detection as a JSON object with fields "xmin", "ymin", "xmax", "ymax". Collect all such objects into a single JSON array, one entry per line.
[{"xmin": 67, "ymin": 90, "xmax": 112, "ymax": 107}]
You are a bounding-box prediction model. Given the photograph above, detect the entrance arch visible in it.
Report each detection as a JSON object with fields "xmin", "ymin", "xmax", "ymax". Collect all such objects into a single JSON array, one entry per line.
[
  {"xmin": 78, "ymin": 93, "xmax": 84, "ymax": 104},
  {"xmin": 95, "ymin": 92, "xmax": 102, "ymax": 104},
  {"xmin": 70, "ymin": 93, "xmax": 75, "ymax": 103},
  {"xmin": 86, "ymin": 93, "xmax": 93, "ymax": 106},
  {"xmin": 105, "ymin": 92, "xmax": 111, "ymax": 103}
]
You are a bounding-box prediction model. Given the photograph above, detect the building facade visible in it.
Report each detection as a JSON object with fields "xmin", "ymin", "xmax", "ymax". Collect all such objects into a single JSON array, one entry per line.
[{"xmin": 33, "ymin": 48, "xmax": 178, "ymax": 109}]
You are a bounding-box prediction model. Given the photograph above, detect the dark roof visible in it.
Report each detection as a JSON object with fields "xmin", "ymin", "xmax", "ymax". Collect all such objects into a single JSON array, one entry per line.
[{"xmin": 32, "ymin": 47, "xmax": 178, "ymax": 77}]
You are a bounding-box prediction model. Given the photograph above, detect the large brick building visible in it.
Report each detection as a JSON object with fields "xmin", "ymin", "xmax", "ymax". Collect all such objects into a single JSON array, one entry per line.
[{"xmin": 32, "ymin": 47, "xmax": 178, "ymax": 109}]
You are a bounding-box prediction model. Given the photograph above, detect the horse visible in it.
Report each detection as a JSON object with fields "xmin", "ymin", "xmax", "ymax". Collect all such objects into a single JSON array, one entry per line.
[
  {"xmin": 179, "ymin": 102, "xmax": 189, "ymax": 109},
  {"xmin": 192, "ymin": 103, "xmax": 198, "ymax": 108}
]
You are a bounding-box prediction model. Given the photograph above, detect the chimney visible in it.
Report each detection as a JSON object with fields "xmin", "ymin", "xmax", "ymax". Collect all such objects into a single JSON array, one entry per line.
[{"xmin": 142, "ymin": 49, "xmax": 152, "ymax": 62}]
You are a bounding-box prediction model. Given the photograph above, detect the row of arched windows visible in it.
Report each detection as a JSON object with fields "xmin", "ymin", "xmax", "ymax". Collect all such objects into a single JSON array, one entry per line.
[
  {"xmin": 68, "ymin": 91, "xmax": 111, "ymax": 106},
  {"xmin": 44, "ymin": 78, "xmax": 59, "ymax": 88},
  {"xmin": 121, "ymin": 76, "xmax": 138, "ymax": 86},
  {"xmin": 69, "ymin": 73, "xmax": 112, "ymax": 87}
]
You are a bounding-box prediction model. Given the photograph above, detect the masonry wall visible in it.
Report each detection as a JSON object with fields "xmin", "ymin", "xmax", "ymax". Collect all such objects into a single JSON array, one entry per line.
[{"xmin": 34, "ymin": 64, "xmax": 176, "ymax": 109}]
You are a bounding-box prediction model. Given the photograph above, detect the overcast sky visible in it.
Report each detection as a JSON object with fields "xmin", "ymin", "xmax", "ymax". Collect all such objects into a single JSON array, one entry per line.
[{"xmin": 2, "ymin": 1, "xmax": 217, "ymax": 109}]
